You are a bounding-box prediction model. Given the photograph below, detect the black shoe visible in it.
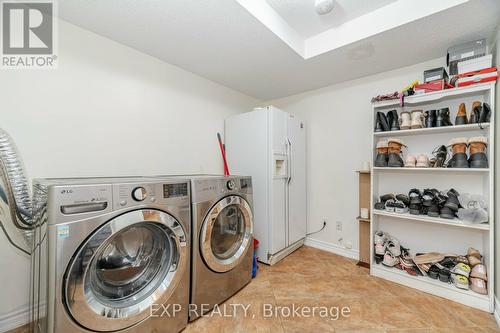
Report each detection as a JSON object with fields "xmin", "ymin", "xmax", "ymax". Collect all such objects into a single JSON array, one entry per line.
[
  {"xmin": 396, "ymin": 194, "xmax": 410, "ymax": 206},
  {"xmin": 444, "ymin": 189, "xmax": 460, "ymax": 211},
  {"xmin": 480, "ymin": 103, "xmax": 491, "ymax": 123},
  {"xmin": 374, "ymin": 202, "xmax": 385, "ymax": 210},
  {"xmin": 388, "ymin": 153, "xmax": 404, "ymax": 167},
  {"xmin": 427, "ymin": 204, "xmax": 440, "ymax": 217},
  {"xmin": 424, "ymin": 110, "xmax": 436, "ymax": 128},
  {"xmin": 409, "ymin": 189, "xmax": 422, "ymax": 204},
  {"xmin": 470, "ymin": 104, "xmax": 480, "ymax": 124},
  {"xmin": 375, "ymin": 152, "xmax": 388, "ymax": 167},
  {"xmin": 409, "ymin": 203, "xmax": 422, "ymax": 215},
  {"xmin": 387, "ymin": 110, "xmax": 400, "ymax": 131},
  {"xmin": 394, "ymin": 200, "xmax": 409, "ymax": 214},
  {"xmin": 380, "ymin": 194, "xmax": 395, "ymax": 202},
  {"xmin": 447, "ymin": 152, "xmax": 469, "ymax": 168},
  {"xmin": 436, "ymin": 108, "xmax": 452, "ymax": 127},
  {"xmin": 432, "ymin": 145, "xmax": 448, "ymax": 168},
  {"xmin": 469, "ymin": 152, "xmax": 489, "ymax": 168},
  {"xmin": 375, "ymin": 112, "xmax": 390, "ymax": 132},
  {"xmin": 385, "ymin": 199, "xmax": 396, "ymax": 212},
  {"xmin": 439, "ymin": 257, "xmax": 456, "ymax": 269},
  {"xmin": 428, "ymin": 265, "xmax": 439, "ymax": 279},
  {"xmin": 431, "ymin": 189, "xmax": 447, "ymax": 206},
  {"xmin": 440, "ymin": 206, "xmax": 456, "ymax": 219},
  {"xmin": 439, "ymin": 269, "xmax": 451, "ymax": 283},
  {"xmin": 422, "ymin": 189, "xmax": 436, "ymax": 207}
]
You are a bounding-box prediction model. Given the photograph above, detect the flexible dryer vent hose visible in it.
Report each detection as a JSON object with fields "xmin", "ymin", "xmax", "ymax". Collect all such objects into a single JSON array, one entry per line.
[{"xmin": 0, "ymin": 128, "xmax": 33, "ymax": 254}]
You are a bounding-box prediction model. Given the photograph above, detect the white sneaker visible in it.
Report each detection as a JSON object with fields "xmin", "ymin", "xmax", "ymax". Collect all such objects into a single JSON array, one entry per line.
[
  {"xmin": 374, "ymin": 230, "xmax": 388, "ymax": 245},
  {"xmin": 375, "ymin": 243, "xmax": 386, "ymax": 256},
  {"xmin": 382, "ymin": 251, "xmax": 400, "ymax": 267},
  {"xmin": 386, "ymin": 239, "xmax": 401, "ymax": 256},
  {"xmin": 416, "ymin": 154, "xmax": 430, "ymax": 167}
]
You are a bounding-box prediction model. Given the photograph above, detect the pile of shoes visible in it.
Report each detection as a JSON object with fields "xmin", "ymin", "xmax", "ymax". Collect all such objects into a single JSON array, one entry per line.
[
  {"xmin": 455, "ymin": 101, "xmax": 491, "ymax": 125},
  {"xmin": 374, "ymin": 194, "xmax": 409, "ymax": 214},
  {"xmin": 374, "ymin": 188, "xmax": 462, "ymax": 220},
  {"xmin": 374, "ymin": 231, "xmax": 488, "ymax": 295},
  {"xmin": 447, "ymin": 136, "xmax": 489, "ymax": 168}
]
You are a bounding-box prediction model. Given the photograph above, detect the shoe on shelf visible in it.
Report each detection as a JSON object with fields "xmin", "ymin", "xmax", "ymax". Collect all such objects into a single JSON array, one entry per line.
[
  {"xmin": 436, "ymin": 108, "xmax": 452, "ymax": 127},
  {"xmin": 375, "ymin": 111, "xmax": 390, "ymax": 132},
  {"xmin": 409, "ymin": 203, "xmax": 422, "ymax": 215},
  {"xmin": 387, "ymin": 138, "xmax": 406, "ymax": 167},
  {"xmin": 452, "ymin": 274, "xmax": 469, "ymax": 290},
  {"xmin": 395, "ymin": 194, "xmax": 410, "ymax": 206},
  {"xmin": 451, "ymin": 262, "xmax": 471, "ymax": 277},
  {"xmin": 443, "ymin": 188, "xmax": 460, "ymax": 211},
  {"xmin": 455, "ymin": 255, "xmax": 469, "ymax": 265},
  {"xmin": 375, "ymin": 140, "xmax": 389, "ymax": 167},
  {"xmin": 421, "ymin": 189, "xmax": 436, "ymax": 207},
  {"xmin": 468, "ymin": 137, "xmax": 488, "ymax": 168},
  {"xmin": 399, "ymin": 111, "xmax": 411, "ymax": 130},
  {"xmin": 380, "ymin": 193, "xmax": 396, "ymax": 202},
  {"xmin": 455, "ymin": 103, "xmax": 468, "ymax": 125},
  {"xmin": 404, "ymin": 154, "xmax": 416, "ymax": 167},
  {"xmin": 467, "ymin": 247, "xmax": 482, "ymax": 260},
  {"xmin": 431, "ymin": 145, "xmax": 448, "ymax": 168},
  {"xmin": 387, "ymin": 110, "xmax": 400, "ymax": 131},
  {"xmin": 385, "ymin": 199, "xmax": 396, "ymax": 212},
  {"xmin": 470, "ymin": 264, "xmax": 487, "ymax": 281},
  {"xmin": 394, "ymin": 200, "xmax": 409, "ymax": 214},
  {"xmin": 447, "ymin": 137, "xmax": 469, "ymax": 168},
  {"xmin": 428, "ymin": 265, "xmax": 440, "ymax": 279},
  {"xmin": 374, "ymin": 202, "xmax": 385, "ymax": 210},
  {"xmin": 470, "ymin": 277, "xmax": 488, "ymax": 295},
  {"xmin": 416, "ymin": 154, "xmax": 430, "ymax": 167},
  {"xmin": 374, "ymin": 230, "xmax": 388, "ymax": 245},
  {"xmin": 386, "ymin": 239, "xmax": 401, "ymax": 256},
  {"xmin": 439, "ymin": 269, "xmax": 451, "ymax": 283},
  {"xmin": 440, "ymin": 206, "xmax": 456, "ymax": 220},
  {"xmin": 469, "ymin": 101, "xmax": 481, "ymax": 124},
  {"xmin": 480, "ymin": 103, "xmax": 491, "ymax": 123},
  {"xmin": 410, "ymin": 110, "xmax": 424, "ymax": 129},
  {"xmin": 424, "ymin": 109, "xmax": 437, "ymax": 128},
  {"xmin": 427, "ymin": 204, "xmax": 440, "ymax": 218},
  {"xmin": 408, "ymin": 189, "xmax": 422, "ymax": 204},
  {"xmin": 382, "ymin": 251, "xmax": 400, "ymax": 267},
  {"xmin": 468, "ymin": 255, "xmax": 482, "ymax": 267},
  {"xmin": 439, "ymin": 257, "xmax": 456, "ymax": 270}
]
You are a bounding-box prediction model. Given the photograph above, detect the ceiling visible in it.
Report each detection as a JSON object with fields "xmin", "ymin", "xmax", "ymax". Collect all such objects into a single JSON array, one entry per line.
[
  {"xmin": 58, "ymin": 0, "xmax": 500, "ymax": 100},
  {"xmin": 267, "ymin": 0, "xmax": 396, "ymax": 39}
]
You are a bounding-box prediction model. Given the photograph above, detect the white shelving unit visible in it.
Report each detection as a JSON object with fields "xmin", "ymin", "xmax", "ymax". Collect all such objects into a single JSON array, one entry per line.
[{"xmin": 370, "ymin": 82, "xmax": 495, "ymax": 312}]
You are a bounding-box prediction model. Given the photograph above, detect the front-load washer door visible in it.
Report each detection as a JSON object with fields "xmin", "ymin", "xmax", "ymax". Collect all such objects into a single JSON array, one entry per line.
[
  {"xmin": 200, "ymin": 195, "xmax": 253, "ymax": 273},
  {"xmin": 64, "ymin": 209, "xmax": 187, "ymax": 332}
]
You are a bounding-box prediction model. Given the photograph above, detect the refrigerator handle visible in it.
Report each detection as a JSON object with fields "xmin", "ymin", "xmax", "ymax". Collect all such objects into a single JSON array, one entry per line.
[{"xmin": 287, "ymin": 137, "xmax": 292, "ymax": 184}]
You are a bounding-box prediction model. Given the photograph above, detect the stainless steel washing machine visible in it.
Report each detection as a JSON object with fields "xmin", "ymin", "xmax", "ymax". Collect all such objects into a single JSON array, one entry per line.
[
  {"xmin": 187, "ymin": 175, "xmax": 254, "ymax": 321},
  {"xmin": 31, "ymin": 177, "xmax": 191, "ymax": 333}
]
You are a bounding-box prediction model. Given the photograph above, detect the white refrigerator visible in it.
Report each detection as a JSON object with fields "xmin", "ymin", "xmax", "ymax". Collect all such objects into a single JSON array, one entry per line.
[{"xmin": 225, "ymin": 106, "xmax": 306, "ymax": 265}]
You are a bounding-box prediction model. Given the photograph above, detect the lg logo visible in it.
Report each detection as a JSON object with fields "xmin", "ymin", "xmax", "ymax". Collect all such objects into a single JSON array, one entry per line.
[{"xmin": 2, "ymin": 1, "xmax": 53, "ymax": 54}]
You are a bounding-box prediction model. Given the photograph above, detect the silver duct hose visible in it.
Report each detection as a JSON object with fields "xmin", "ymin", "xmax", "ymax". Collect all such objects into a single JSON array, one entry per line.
[{"xmin": 0, "ymin": 128, "xmax": 34, "ymax": 254}]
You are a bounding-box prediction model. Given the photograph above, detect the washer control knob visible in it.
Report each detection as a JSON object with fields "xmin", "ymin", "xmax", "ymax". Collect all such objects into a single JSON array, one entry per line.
[
  {"xmin": 227, "ymin": 180, "xmax": 236, "ymax": 190},
  {"xmin": 132, "ymin": 187, "xmax": 147, "ymax": 201},
  {"xmin": 120, "ymin": 200, "xmax": 127, "ymax": 206}
]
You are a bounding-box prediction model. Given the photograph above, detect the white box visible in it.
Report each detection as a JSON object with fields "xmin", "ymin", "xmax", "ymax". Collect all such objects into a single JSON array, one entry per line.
[{"xmin": 458, "ymin": 54, "xmax": 493, "ymax": 74}]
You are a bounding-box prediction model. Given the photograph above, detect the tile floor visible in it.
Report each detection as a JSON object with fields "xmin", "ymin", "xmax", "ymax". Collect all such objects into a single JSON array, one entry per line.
[{"xmin": 8, "ymin": 246, "xmax": 499, "ymax": 333}]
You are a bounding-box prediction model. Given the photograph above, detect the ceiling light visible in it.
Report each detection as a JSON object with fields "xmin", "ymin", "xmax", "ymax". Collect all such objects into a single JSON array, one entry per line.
[{"xmin": 314, "ymin": 0, "xmax": 334, "ymax": 15}]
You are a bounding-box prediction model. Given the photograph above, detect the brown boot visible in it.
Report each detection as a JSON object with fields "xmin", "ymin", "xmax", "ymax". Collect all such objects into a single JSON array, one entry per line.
[
  {"xmin": 447, "ymin": 138, "xmax": 468, "ymax": 168},
  {"xmin": 455, "ymin": 103, "xmax": 468, "ymax": 125},
  {"xmin": 469, "ymin": 101, "xmax": 481, "ymax": 123},
  {"xmin": 468, "ymin": 137, "xmax": 488, "ymax": 168},
  {"xmin": 387, "ymin": 138, "xmax": 406, "ymax": 167},
  {"xmin": 375, "ymin": 140, "xmax": 389, "ymax": 167}
]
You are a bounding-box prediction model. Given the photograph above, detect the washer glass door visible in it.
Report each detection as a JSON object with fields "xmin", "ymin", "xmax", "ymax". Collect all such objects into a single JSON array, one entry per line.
[
  {"xmin": 64, "ymin": 209, "xmax": 187, "ymax": 332},
  {"xmin": 201, "ymin": 196, "xmax": 253, "ymax": 272}
]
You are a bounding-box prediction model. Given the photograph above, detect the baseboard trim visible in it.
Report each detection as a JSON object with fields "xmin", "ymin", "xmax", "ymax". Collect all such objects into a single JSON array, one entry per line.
[
  {"xmin": 304, "ymin": 237, "xmax": 359, "ymax": 261},
  {"xmin": 494, "ymin": 297, "xmax": 500, "ymax": 329},
  {"xmin": 0, "ymin": 306, "xmax": 30, "ymax": 333}
]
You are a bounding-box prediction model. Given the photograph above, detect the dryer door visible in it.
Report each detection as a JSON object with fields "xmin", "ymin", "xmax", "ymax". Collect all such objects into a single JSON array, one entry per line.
[
  {"xmin": 64, "ymin": 209, "xmax": 187, "ymax": 332},
  {"xmin": 200, "ymin": 195, "xmax": 253, "ymax": 273}
]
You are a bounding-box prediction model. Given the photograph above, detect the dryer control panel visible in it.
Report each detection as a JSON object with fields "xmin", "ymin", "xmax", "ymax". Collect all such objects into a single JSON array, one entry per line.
[{"xmin": 113, "ymin": 182, "xmax": 190, "ymax": 210}]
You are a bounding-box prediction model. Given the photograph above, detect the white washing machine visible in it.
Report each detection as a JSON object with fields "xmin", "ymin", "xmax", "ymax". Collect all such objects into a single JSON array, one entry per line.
[
  {"xmin": 31, "ymin": 177, "xmax": 191, "ymax": 333},
  {"xmin": 185, "ymin": 175, "xmax": 254, "ymax": 321}
]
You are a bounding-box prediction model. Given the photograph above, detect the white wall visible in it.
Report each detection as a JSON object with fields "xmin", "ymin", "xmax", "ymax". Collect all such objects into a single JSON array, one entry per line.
[
  {"xmin": 268, "ymin": 57, "xmax": 444, "ymax": 254},
  {"xmin": 0, "ymin": 20, "xmax": 258, "ymax": 331}
]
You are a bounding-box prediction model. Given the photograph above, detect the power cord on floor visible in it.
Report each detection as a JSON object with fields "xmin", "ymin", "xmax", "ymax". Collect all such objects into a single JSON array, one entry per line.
[{"xmin": 306, "ymin": 221, "xmax": 326, "ymax": 236}]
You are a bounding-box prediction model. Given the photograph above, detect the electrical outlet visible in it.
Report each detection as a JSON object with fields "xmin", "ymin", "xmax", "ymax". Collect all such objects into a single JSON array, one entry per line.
[
  {"xmin": 336, "ymin": 221, "xmax": 342, "ymax": 232},
  {"xmin": 345, "ymin": 241, "xmax": 352, "ymax": 249}
]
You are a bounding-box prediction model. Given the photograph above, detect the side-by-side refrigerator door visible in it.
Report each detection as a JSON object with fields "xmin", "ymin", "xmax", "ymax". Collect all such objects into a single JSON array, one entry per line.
[
  {"xmin": 269, "ymin": 107, "xmax": 288, "ymax": 255},
  {"xmin": 287, "ymin": 115, "xmax": 307, "ymax": 245}
]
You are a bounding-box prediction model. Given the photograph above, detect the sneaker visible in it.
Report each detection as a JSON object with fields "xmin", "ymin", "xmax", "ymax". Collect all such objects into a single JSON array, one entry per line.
[
  {"xmin": 452, "ymin": 274, "xmax": 469, "ymax": 290},
  {"xmin": 422, "ymin": 189, "xmax": 436, "ymax": 207},
  {"xmin": 416, "ymin": 154, "xmax": 430, "ymax": 167},
  {"xmin": 386, "ymin": 239, "xmax": 401, "ymax": 256},
  {"xmin": 444, "ymin": 188, "xmax": 461, "ymax": 211},
  {"xmin": 385, "ymin": 199, "xmax": 396, "ymax": 212},
  {"xmin": 409, "ymin": 189, "xmax": 422, "ymax": 204},
  {"xmin": 396, "ymin": 194, "xmax": 410, "ymax": 206},
  {"xmin": 409, "ymin": 203, "xmax": 421, "ymax": 215},
  {"xmin": 470, "ymin": 277, "xmax": 488, "ymax": 295},
  {"xmin": 404, "ymin": 154, "xmax": 416, "ymax": 167},
  {"xmin": 440, "ymin": 206, "xmax": 455, "ymax": 220},
  {"xmin": 394, "ymin": 200, "xmax": 409, "ymax": 214},
  {"xmin": 427, "ymin": 204, "xmax": 440, "ymax": 218},
  {"xmin": 374, "ymin": 230, "xmax": 388, "ymax": 245},
  {"xmin": 451, "ymin": 263, "xmax": 471, "ymax": 278},
  {"xmin": 382, "ymin": 251, "xmax": 400, "ymax": 267}
]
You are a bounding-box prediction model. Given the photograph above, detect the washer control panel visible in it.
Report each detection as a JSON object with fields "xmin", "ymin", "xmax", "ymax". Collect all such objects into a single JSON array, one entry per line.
[
  {"xmin": 132, "ymin": 187, "xmax": 147, "ymax": 201},
  {"xmin": 226, "ymin": 180, "xmax": 236, "ymax": 190}
]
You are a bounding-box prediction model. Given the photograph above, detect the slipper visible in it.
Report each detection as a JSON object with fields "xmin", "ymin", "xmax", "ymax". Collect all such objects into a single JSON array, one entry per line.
[
  {"xmin": 414, "ymin": 252, "xmax": 445, "ymax": 265},
  {"xmin": 467, "ymin": 247, "xmax": 482, "ymax": 260},
  {"xmin": 470, "ymin": 264, "xmax": 487, "ymax": 281},
  {"xmin": 470, "ymin": 277, "xmax": 488, "ymax": 295},
  {"xmin": 468, "ymin": 255, "xmax": 482, "ymax": 267}
]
